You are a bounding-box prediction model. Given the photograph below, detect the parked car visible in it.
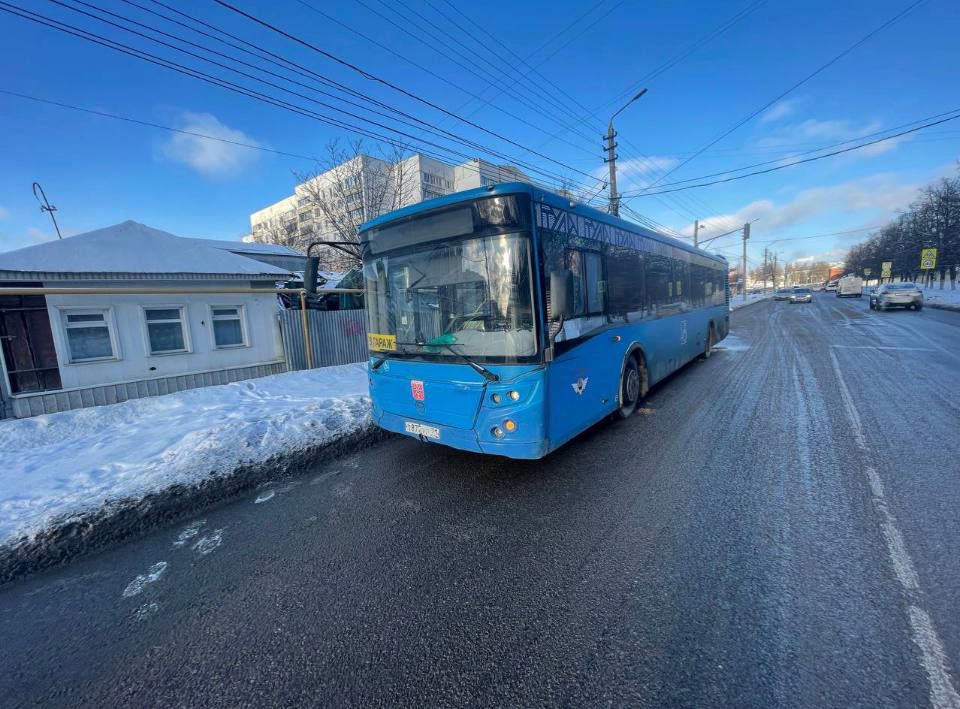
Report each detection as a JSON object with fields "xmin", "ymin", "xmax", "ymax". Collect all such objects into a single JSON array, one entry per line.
[
  {"xmin": 812, "ymin": 283, "xmax": 825, "ymax": 291},
  {"xmin": 870, "ymin": 283, "xmax": 924, "ymax": 311},
  {"xmin": 789, "ymin": 287, "xmax": 813, "ymax": 303},
  {"xmin": 774, "ymin": 287, "xmax": 793, "ymax": 301},
  {"xmin": 825, "ymin": 280, "xmax": 839, "ymax": 291}
]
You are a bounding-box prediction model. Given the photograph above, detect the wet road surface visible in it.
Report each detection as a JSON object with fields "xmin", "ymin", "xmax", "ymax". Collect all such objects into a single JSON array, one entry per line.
[{"xmin": 2, "ymin": 293, "xmax": 960, "ymax": 707}]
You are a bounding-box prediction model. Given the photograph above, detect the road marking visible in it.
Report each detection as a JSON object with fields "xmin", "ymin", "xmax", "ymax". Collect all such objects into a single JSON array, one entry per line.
[
  {"xmin": 830, "ymin": 345, "xmax": 935, "ymax": 351},
  {"xmin": 830, "ymin": 350, "xmax": 960, "ymax": 709}
]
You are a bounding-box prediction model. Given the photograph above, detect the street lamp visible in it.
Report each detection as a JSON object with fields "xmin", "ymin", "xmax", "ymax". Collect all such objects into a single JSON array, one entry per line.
[{"xmin": 605, "ymin": 88, "xmax": 648, "ymax": 217}]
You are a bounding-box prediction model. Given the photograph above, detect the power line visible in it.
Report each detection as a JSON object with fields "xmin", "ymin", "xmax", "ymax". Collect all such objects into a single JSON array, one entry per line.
[
  {"xmin": 599, "ymin": 1, "xmax": 766, "ymax": 113},
  {"xmin": 289, "ymin": 0, "xmax": 599, "ymax": 158},
  {"xmin": 5, "ymin": 1, "xmax": 598, "ymax": 192},
  {"xmin": 622, "ymin": 106, "xmax": 960, "ymax": 194},
  {"xmin": 0, "ymin": 88, "xmax": 323, "ymax": 160},
  {"xmin": 624, "ymin": 111, "xmax": 960, "ymax": 197},
  {"xmin": 642, "ymin": 0, "xmax": 928, "ymax": 189},
  {"xmin": 210, "ymin": 0, "xmax": 605, "ymax": 185}
]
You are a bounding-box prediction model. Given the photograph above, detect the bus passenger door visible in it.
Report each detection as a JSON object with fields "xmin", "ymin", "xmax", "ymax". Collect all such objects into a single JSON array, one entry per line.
[
  {"xmin": 544, "ymin": 252, "xmax": 620, "ymax": 448},
  {"xmin": 546, "ymin": 332, "xmax": 621, "ymax": 447}
]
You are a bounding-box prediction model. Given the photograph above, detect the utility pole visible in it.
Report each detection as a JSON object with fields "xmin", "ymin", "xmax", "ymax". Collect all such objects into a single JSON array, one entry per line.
[
  {"xmin": 32, "ymin": 182, "xmax": 63, "ymax": 239},
  {"xmin": 773, "ymin": 253, "xmax": 779, "ymax": 288},
  {"xmin": 604, "ymin": 88, "xmax": 647, "ymax": 217},
  {"xmin": 604, "ymin": 123, "xmax": 619, "ymax": 216},
  {"xmin": 693, "ymin": 219, "xmax": 705, "ymax": 248},
  {"xmin": 763, "ymin": 247, "xmax": 769, "ymax": 293},
  {"xmin": 742, "ymin": 222, "xmax": 750, "ymax": 302}
]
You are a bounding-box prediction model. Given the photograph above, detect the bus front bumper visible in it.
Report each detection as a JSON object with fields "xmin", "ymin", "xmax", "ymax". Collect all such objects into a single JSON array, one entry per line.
[{"xmin": 373, "ymin": 410, "xmax": 550, "ymax": 460}]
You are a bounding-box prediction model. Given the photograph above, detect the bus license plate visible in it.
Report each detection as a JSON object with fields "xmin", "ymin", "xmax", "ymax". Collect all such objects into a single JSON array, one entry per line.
[{"xmin": 405, "ymin": 422, "xmax": 440, "ymax": 439}]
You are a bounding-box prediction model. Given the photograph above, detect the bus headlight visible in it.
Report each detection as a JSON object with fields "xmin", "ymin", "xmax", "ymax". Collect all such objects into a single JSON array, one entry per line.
[
  {"xmin": 508, "ymin": 390, "xmax": 520, "ymax": 401},
  {"xmin": 491, "ymin": 393, "xmax": 502, "ymax": 404},
  {"xmin": 491, "ymin": 426, "xmax": 504, "ymax": 438}
]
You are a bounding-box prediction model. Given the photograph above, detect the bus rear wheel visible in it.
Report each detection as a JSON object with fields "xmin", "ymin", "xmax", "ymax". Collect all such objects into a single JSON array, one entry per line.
[
  {"xmin": 701, "ymin": 325, "xmax": 715, "ymax": 360},
  {"xmin": 617, "ymin": 356, "xmax": 641, "ymax": 419}
]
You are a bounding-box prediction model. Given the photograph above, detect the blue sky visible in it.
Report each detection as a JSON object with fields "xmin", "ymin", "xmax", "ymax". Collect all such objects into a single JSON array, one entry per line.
[{"xmin": 1, "ymin": 0, "xmax": 958, "ymax": 271}]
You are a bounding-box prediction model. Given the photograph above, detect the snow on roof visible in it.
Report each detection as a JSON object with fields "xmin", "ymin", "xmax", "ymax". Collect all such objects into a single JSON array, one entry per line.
[
  {"xmin": 188, "ymin": 237, "xmax": 304, "ymax": 257},
  {"xmin": 0, "ymin": 221, "xmax": 293, "ymax": 280}
]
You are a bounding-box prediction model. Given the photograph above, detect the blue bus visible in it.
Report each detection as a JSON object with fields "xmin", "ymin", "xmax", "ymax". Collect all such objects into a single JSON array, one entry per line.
[{"xmin": 360, "ymin": 182, "xmax": 729, "ymax": 459}]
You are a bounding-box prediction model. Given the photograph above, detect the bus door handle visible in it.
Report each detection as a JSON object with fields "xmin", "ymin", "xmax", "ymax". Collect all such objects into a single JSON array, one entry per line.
[{"xmin": 610, "ymin": 335, "xmax": 622, "ymax": 343}]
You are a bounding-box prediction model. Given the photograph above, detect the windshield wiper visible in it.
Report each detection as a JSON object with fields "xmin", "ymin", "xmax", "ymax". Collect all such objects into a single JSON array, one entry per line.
[
  {"xmin": 429, "ymin": 341, "xmax": 500, "ymax": 382},
  {"xmin": 371, "ymin": 341, "xmax": 499, "ymax": 382}
]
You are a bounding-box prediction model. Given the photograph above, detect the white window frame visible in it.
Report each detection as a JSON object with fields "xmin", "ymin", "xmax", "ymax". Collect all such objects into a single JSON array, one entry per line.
[
  {"xmin": 208, "ymin": 305, "xmax": 249, "ymax": 349},
  {"xmin": 141, "ymin": 305, "xmax": 192, "ymax": 356},
  {"xmin": 58, "ymin": 306, "xmax": 121, "ymax": 364}
]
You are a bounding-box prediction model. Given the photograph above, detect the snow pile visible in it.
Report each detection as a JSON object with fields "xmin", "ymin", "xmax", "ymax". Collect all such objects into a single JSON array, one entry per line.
[
  {"xmin": 0, "ymin": 363, "xmax": 371, "ymax": 547},
  {"xmin": 919, "ymin": 285, "xmax": 960, "ymax": 308},
  {"xmin": 730, "ymin": 292, "xmax": 773, "ymax": 311}
]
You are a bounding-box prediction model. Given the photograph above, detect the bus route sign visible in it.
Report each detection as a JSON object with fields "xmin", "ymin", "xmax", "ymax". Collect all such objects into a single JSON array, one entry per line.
[{"xmin": 921, "ymin": 248, "xmax": 937, "ymax": 270}]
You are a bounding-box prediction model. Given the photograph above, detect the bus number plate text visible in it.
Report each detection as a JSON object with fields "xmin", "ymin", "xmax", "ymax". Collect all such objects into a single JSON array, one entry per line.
[{"xmin": 405, "ymin": 422, "xmax": 440, "ymax": 439}]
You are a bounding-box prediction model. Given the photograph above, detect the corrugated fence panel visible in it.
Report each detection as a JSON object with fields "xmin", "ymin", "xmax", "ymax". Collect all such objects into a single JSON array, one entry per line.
[
  {"xmin": 7, "ymin": 361, "xmax": 286, "ymax": 418},
  {"xmin": 279, "ymin": 309, "xmax": 367, "ymax": 371}
]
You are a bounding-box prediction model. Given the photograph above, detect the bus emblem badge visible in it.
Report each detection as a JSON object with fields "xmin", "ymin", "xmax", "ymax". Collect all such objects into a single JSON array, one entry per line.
[
  {"xmin": 571, "ymin": 377, "xmax": 589, "ymax": 395},
  {"xmin": 411, "ymin": 380, "xmax": 425, "ymax": 401}
]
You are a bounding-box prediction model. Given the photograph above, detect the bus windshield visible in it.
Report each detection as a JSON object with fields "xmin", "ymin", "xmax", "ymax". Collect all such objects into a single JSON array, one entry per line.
[{"xmin": 364, "ymin": 232, "xmax": 537, "ymax": 362}]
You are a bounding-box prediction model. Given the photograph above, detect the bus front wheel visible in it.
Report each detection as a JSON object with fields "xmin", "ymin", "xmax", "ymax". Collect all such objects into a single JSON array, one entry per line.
[{"xmin": 617, "ymin": 357, "xmax": 641, "ymax": 419}]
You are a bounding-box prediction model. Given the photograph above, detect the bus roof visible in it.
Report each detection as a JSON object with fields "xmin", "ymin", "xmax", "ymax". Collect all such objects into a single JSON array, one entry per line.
[{"xmin": 359, "ymin": 182, "xmax": 728, "ymax": 265}]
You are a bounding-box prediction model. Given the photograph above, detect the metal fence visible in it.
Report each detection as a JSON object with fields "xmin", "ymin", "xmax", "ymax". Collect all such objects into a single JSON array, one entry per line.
[{"xmin": 279, "ymin": 308, "xmax": 368, "ymax": 370}]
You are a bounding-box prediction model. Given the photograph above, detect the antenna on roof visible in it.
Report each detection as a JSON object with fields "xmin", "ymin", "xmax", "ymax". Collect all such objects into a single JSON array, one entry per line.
[{"xmin": 32, "ymin": 182, "xmax": 63, "ymax": 240}]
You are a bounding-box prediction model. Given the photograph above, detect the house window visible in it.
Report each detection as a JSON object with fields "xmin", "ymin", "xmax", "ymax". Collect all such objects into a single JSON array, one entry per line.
[
  {"xmin": 144, "ymin": 307, "xmax": 188, "ymax": 354},
  {"xmin": 211, "ymin": 306, "xmax": 246, "ymax": 348},
  {"xmin": 62, "ymin": 309, "xmax": 116, "ymax": 362}
]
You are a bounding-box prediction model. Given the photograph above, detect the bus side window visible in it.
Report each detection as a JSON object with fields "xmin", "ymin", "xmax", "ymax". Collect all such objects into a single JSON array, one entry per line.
[
  {"xmin": 584, "ymin": 251, "xmax": 604, "ymax": 314},
  {"xmin": 563, "ymin": 250, "xmax": 586, "ymax": 316}
]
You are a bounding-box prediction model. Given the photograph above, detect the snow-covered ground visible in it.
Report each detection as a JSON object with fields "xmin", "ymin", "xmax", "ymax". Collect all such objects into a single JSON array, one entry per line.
[
  {"xmin": 919, "ymin": 285, "xmax": 960, "ymax": 308},
  {"xmin": 730, "ymin": 293, "xmax": 773, "ymax": 311},
  {"xmin": 0, "ymin": 363, "xmax": 371, "ymax": 547}
]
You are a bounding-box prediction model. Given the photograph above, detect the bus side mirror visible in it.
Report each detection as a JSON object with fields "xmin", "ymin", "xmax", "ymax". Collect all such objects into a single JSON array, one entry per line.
[{"xmin": 550, "ymin": 269, "xmax": 574, "ymax": 321}]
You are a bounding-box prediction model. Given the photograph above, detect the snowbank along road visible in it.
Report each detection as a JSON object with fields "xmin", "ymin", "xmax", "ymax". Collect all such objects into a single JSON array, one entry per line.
[{"xmin": 2, "ymin": 293, "xmax": 960, "ymax": 708}]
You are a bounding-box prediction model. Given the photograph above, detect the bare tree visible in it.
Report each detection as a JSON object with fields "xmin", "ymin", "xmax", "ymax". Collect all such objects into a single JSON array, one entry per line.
[{"xmin": 292, "ymin": 140, "xmax": 416, "ymax": 271}]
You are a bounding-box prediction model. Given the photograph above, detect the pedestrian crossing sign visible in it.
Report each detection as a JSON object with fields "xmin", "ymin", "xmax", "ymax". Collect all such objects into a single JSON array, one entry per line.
[{"xmin": 920, "ymin": 248, "xmax": 937, "ymax": 270}]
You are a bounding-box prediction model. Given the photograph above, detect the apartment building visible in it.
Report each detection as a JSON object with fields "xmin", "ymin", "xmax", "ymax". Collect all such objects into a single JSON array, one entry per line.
[{"xmin": 247, "ymin": 154, "xmax": 531, "ymax": 267}]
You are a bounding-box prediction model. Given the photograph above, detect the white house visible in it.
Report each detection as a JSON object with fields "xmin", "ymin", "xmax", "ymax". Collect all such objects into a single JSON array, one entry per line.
[{"xmin": 0, "ymin": 221, "xmax": 294, "ymax": 418}]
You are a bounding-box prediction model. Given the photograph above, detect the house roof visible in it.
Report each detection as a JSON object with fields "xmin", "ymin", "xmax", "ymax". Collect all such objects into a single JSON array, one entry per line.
[
  {"xmin": 188, "ymin": 237, "xmax": 304, "ymax": 257},
  {"xmin": 0, "ymin": 221, "xmax": 294, "ymax": 282}
]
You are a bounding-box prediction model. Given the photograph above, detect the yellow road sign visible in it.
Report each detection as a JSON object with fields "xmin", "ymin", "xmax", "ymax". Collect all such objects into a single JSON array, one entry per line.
[
  {"xmin": 921, "ymin": 248, "xmax": 937, "ymax": 270},
  {"xmin": 881, "ymin": 261, "xmax": 892, "ymax": 277}
]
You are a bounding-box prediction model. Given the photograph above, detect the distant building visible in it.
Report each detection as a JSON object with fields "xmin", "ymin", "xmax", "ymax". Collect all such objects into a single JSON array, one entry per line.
[
  {"xmin": 0, "ymin": 222, "xmax": 293, "ymax": 418},
  {"xmin": 247, "ymin": 154, "xmax": 531, "ymax": 266}
]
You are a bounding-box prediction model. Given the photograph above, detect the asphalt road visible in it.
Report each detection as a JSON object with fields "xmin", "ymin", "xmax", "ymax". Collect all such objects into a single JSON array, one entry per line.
[{"xmin": 3, "ymin": 293, "xmax": 960, "ymax": 708}]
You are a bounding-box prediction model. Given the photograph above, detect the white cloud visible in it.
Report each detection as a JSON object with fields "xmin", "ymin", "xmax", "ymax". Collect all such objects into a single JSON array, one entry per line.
[
  {"xmin": 758, "ymin": 100, "xmax": 795, "ymax": 125},
  {"xmin": 159, "ymin": 112, "xmax": 261, "ymax": 177},
  {"xmin": 752, "ymin": 117, "xmax": 883, "ymax": 151},
  {"xmin": 690, "ymin": 172, "xmax": 923, "ymax": 237}
]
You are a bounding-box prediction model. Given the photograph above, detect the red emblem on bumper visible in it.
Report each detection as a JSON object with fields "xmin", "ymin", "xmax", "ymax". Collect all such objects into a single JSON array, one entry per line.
[{"xmin": 410, "ymin": 380, "xmax": 425, "ymax": 401}]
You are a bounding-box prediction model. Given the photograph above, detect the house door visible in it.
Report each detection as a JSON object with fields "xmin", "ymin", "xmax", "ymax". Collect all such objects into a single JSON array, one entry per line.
[{"xmin": 0, "ymin": 287, "xmax": 62, "ymax": 395}]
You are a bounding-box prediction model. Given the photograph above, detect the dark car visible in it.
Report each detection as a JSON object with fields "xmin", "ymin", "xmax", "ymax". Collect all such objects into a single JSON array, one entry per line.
[
  {"xmin": 774, "ymin": 288, "xmax": 793, "ymax": 301},
  {"xmin": 789, "ymin": 287, "xmax": 813, "ymax": 303},
  {"xmin": 869, "ymin": 283, "xmax": 923, "ymax": 311}
]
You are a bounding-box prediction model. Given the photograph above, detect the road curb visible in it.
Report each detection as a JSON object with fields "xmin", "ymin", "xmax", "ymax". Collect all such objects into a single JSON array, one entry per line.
[
  {"xmin": 0, "ymin": 423, "xmax": 394, "ymax": 586},
  {"xmin": 730, "ymin": 297, "xmax": 772, "ymax": 312},
  {"xmin": 927, "ymin": 302, "xmax": 960, "ymax": 313}
]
